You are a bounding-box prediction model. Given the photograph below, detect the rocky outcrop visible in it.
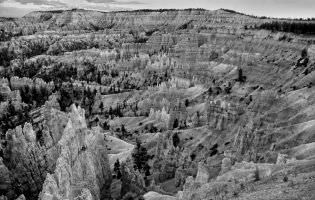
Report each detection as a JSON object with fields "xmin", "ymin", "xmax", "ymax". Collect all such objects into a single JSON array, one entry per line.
[
  {"xmin": 308, "ymin": 45, "xmax": 315, "ymax": 60},
  {"xmin": 39, "ymin": 105, "xmax": 112, "ymax": 200},
  {"xmin": 168, "ymin": 100, "xmax": 188, "ymax": 129},
  {"xmin": 0, "ymin": 103, "xmax": 101, "ymax": 200},
  {"xmin": 175, "ymin": 161, "xmax": 261, "ymax": 200},
  {"xmin": 220, "ymin": 150, "xmax": 236, "ymax": 174},
  {"xmin": 176, "ymin": 175, "xmax": 237, "ymax": 200},
  {"xmin": 206, "ymin": 99, "xmax": 240, "ymax": 130},
  {"xmin": 195, "ymin": 162, "xmax": 210, "ymax": 183},
  {"xmin": 232, "ymin": 115, "xmax": 277, "ymax": 163},
  {"xmin": 146, "ymin": 33, "xmax": 177, "ymax": 53},
  {"xmin": 1, "ymin": 122, "xmax": 54, "ymax": 199},
  {"xmin": 176, "ymin": 149, "xmax": 315, "ymax": 200}
]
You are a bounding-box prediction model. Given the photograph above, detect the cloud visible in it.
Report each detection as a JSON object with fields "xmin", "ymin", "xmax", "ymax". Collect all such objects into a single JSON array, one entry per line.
[
  {"xmin": 0, "ymin": 5, "xmax": 37, "ymax": 17},
  {"xmin": 0, "ymin": 0, "xmax": 144, "ymax": 6},
  {"xmin": 0, "ymin": 0, "xmax": 146, "ymax": 16},
  {"xmin": 87, "ymin": 0, "xmax": 144, "ymax": 5},
  {"xmin": 0, "ymin": 0, "xmax": 144, "ymax": 8},
  {"xmin": 86, "ymin": 0, "xmax": 144, "ymax": 5},
  {"xmin": 2, "ymin": 0, "xmax": 313, "ymax": 18},
  {"xmin": 15, "ymin": 0, "xmax": 65, "ymax": 6},
  {"xmin": 0, "ymin": 0, "xmax": 67, "ymax": 7}
]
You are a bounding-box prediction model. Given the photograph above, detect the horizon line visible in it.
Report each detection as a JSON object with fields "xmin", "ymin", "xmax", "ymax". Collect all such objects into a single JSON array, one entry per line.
[{"xmin": 1, "ymin": 8, "xmax": 315, "ymax": 20}]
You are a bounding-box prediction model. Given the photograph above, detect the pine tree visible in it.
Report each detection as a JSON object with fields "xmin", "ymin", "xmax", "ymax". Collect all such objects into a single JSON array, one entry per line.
[
  {"xmin": 237, "ymin": 68, "xmax": 246, "ymax": 83},
  {"xmin": 32, "ymin": 87, "xmax": 38, "ymax": 105},
  {"xmin": 132, "ymin": 139, "xmax": 150, "ymax": 173},
  {"xmin": 301, "ymin": 48, "xmax": 308, "ymax": 58},
  {"xmin": 39, "ymin": 86, "xmax": 49, "ymax": 104},
  {"xmin": 208, "ymin": 87, "xmax": 213, "ymax": 96},
  {"xmin": 144, "ymin": 163, "xmax": 151, "ymax": 176},
  {"xmin": 185, "ymin": 99, "xmax": 189, "ymax": 107},
  {"xmin": 173, "ymin": 118, "xmax": 179, "ymax": 129},
  {"xmin": 8, "ymin": 100, "xmax": 15, "ymax": 116},
  {"xmin": 172, "ymin": 132, "xmax": 180, "ymax": 147},
  {"xmin": 121, "ymin": 124, "xmax": 127, "ymax": 136},
  {"xmin": 97, "ymin": 72, "xmax": 102, "ymax": 84},
  {"xmin": 114, "ymin": 159, "xmax": 122, "ymax": 179},
  {"xmin": 109, "ymin": 106, "xmax": 113, "ymax": 115},
  {"xmin": 99, "ymin": 102, "xmax": 104, "ymax": 112}
]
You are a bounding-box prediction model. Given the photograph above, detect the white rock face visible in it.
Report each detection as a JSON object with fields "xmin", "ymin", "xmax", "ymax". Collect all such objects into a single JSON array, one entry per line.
[
  {"xmin": 143, "ymin": 191, "xmax": 176, "ymax": 200},
  {"xmin": 308, "ymin": 45, "xmax": 315, "ymax": 60},
  {"xmin": 39, "ymin": 105, "xmax": 112, "ymax": 200},
  {"xmin": 195, "ymin": 162, "xmax": 209, "ymax": 183},
  {"xmin": 276, "ymin": 153, "xmax": 288, "ymax": 165},
  {"xmin": 221, "ymin": 157, "xmax": 232, "ymax": 174},
  {"xmin": 0, "ymin": 104, "xmax": 69, "ymax": 199}
]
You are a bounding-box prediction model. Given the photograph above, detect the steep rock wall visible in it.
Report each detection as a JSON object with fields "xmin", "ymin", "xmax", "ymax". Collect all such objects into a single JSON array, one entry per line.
[{"xmin": 39, "ymin": 105, "xmax": 112, "ymax": 200}]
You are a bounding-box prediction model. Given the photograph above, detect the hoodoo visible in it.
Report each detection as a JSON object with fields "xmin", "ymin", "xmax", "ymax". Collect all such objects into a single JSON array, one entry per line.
[{"xmin": 1, "ymin": 7, "xmax": 315, "ymax": 200}]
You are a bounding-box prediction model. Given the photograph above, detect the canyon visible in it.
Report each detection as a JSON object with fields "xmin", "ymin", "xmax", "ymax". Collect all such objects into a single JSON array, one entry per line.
[{"xmin": 0, "ymin": 8, "xmax": 315, "ymax": 200}]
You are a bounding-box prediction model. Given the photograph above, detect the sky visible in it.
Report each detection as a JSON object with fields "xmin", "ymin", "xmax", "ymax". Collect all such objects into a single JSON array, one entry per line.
[{"xmin": 0, "ymin": 0, "xmax": 315, "ymax": 18}]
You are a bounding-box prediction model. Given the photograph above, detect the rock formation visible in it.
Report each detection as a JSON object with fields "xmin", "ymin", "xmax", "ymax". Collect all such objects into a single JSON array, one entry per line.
[
  {"xmin": 1, "ymin": 7, "xmax": 315, "ymax": 200},
  {"xmin": 39, "ymin": 105, "xmax": 112, "ymax": 200}
]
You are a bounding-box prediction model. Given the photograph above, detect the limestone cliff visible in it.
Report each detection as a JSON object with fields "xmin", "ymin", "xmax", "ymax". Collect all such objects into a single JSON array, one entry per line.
[
  {"xmin": 39, "ymin": 105, "xmax": 112, "ymax": 200},
  {"xmin": 0, "ymin": 106, "xmax": 68, "ymax": 199},
  {"xmin": 0, "ymin": 104, "xmax": 112, "ymax": 200}
]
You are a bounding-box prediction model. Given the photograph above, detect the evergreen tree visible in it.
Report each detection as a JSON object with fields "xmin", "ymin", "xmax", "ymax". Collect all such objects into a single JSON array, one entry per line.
[
  {"xmin": 114, "ymin": 159, "xmax": 122, "ymax": 179},
  {"xmin": 109, "ymin": 106, "xmax": 113, "ymax": 115},
  {"xmin": 20, "ymin": 85, "xmax": 31, "ymax": 104},
  {"xmin": 258, "ymin": 21, "xmax": 315, "ymax": 35},
  {"xmin": 32, "ymin": 87, "xmax": 38, "ymax": 105},
  {"xmin": 39, "ymin": 86, "xmax": 49, "ymax": 104},
  {"xmin": 132, "ymin": 139, "xmax": 150, "ymax": 173},
  {"xmin": 144, "ymin": 163, "xmax": 151, "ymax": 176},
  {"xmin": 224, "ymin": 82, "xmax": 232, "ymax": 94},
  {"xmin": 172, "ymin": 132, "xmax": 180, "ymax": 147},
  {"xmin": 301, "ymin": 48, "xmax": 308, "ymax": 58},
  {"xmin": 8, "ymin": 100, "xmax": 15, "ymax": 115},
  {"xmin": 97, "ymin": 72, "xmax": 102, "ymax": 84},
  {"xmin": 99, "ymin": 102, "xmax": 104, "ymax": 112},
  {"xmin": 194, "ymin": 111, "xmax": 201, "ymax": 127},
  {"xmin": 237, "ymin": 68, "xmax": 246, "ymax": 83},
  {"xmin": 173, "ymin": 118, "xmax": 179, "ymax": 129},
  {"xmin": 121, "ymin": 124, "xmax": 127, "ymax": 136},
  {"xmin": 238, "ymin": 68, "xmax": 243, "ymax": 81},
  {"xmin": 102, "ymin": 121, "xmax": 110, "ymax": 130},
  {"xmin": 185, "ymin": 99, "xmax": 189, "ymax": 107},
  {"xmin": 208, "ymin": 87, "xmax": 213, "ymax": 95}
]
